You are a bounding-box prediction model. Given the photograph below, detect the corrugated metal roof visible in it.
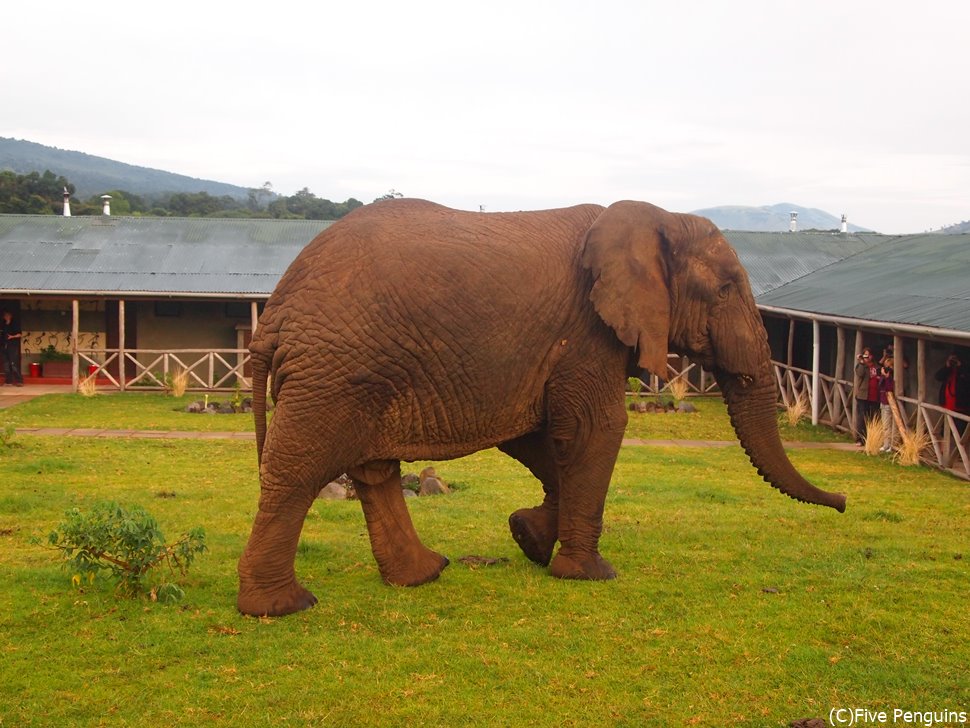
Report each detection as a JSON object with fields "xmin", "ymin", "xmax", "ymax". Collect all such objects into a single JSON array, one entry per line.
[
  {"xmin": 1, "ymin": 215, "xmax": 968, "ymax": 334},
  {"xmin": 755, "ymin": 233, "xmax": 970, "ymax": 331},
  {"xmin": 723, "ymin": 231, "xmax": 886, "ymax": 297},
  {"xmin": 0, "ymin": 215, "xmax": 332, "ymax": 296}
]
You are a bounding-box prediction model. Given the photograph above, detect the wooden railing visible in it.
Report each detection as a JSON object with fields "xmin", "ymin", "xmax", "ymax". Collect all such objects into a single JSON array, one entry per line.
[{"xmin": 77, "ymin": 349, "xmax": 251, "ymax": 391}]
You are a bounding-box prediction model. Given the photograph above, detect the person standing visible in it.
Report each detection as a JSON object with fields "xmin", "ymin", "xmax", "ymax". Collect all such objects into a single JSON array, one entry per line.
[
  {"xmin": 878, "ymin": 358, "xmax": 897, "ymax": 452},
  {"xmin": 1, "ymin": 310, "xmax": 23, "ymax": 386},
  {"xmin": 935, "ymin": 353, "xmax": 970, "ymax": 435},
  {"xmin": 853, "ymin": 347, "xmax": 879, "ymax": 444}
]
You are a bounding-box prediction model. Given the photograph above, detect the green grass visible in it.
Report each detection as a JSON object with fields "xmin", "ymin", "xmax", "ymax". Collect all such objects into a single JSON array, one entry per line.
[
  {"xmin": 0, "ymin": 397, "xmax": 966, "ymax": 727},
  {"xmin": 2, "ymin": 392, "xmax": 257, "ymax": 432},
  {"xmin": 6, "ymin": 392, "xmax": 849, "ymax": 444}
]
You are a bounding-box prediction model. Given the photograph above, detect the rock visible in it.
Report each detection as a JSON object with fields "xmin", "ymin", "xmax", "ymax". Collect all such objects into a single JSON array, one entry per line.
[
  {"xmin": 631, "ymin": 401, "xmax": 650, "ymax": 414},
  {"xmin": 318, "ymin": 481, "xmax": 348, "ymax": 500},
  {"xmin": 419, "ymin": 477, "xmax": 450, "ymax": 496},
  {"xmin": 185, "ymin": 401, "xmax": 204, "ymax": 413},
  {"xmin": 419, "ymin": 466, "xmax": 438, "ymax": 481},
  {"xmin": 402, "ymin": 488, "xmax": 417, "ymax": 498},
  {"xmin": 401, "ymin": 473, "xmax": 421, "ymax": 489},
  {"xmin": 677, "ymin": 401, "xmax": 697, "ymax": 413}
]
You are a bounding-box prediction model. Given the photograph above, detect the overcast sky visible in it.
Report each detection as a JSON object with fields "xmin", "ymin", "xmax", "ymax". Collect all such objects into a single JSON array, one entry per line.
[{"xmin": 5, "ymin": 1, "xmax": 968, "ymax": 232}]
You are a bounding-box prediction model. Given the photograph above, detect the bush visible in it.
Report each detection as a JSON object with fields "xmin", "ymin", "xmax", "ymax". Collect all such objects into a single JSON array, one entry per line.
[{"xmin": 45, "ymin": 501, "xmax": 206, "ymax": 602}]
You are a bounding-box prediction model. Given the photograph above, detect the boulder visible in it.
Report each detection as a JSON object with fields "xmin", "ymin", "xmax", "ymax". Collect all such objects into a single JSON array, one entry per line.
[
  {"xmin": 402, "ymin": 488, "xmax": 417, "ymax": 498},
  {"xmin": 419, "ymin": 476, "xmax": 450, "ymax": 496},
  {"xmin": 677, "ymin": 401, "xmax": 697, "ymax": 413},
  {"xmin": 318, "ymin": 481, "xmax": 349, "ymax": 500}
]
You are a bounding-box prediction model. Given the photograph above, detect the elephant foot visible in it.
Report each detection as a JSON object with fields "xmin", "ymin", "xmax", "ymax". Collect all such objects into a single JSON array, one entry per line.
[
  {"xmin": 237, "ymin": 578, "xmax": 318, "ymax": 617},
  {"xmin": 380, "ymin": 547, "xmax": 450, "ymax": 587},
  {"xmin": 508, "ymin": 506, "xmax": 557, "ymax": 566},
  {"xmin": 549, "ymin": 550, "xmax": 617, "ymax": 581}
]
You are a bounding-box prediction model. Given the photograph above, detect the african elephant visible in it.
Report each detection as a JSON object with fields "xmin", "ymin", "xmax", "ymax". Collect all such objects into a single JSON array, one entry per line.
[{"xmin": 237, "ymin": 199, "xmax": 846, "ymax": 617}]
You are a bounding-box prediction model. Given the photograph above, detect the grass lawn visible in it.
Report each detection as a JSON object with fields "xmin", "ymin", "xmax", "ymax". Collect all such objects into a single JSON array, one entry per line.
[
  {"xmin": 4, "ymin": 391, "xmax": 851, "ymax": 444},
  {"xmin": 0, "ymin": 396, "xmax": 965, "ymax": 727}
]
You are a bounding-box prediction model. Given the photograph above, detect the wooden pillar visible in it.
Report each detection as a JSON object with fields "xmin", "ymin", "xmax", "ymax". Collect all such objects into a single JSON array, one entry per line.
[
  {"xmin": 119, "ymin": 299, "xmax": 127, "ymax": 392},
  {"xmin": 852, "ymin": 330, "xmax": 863, "ymax": 437},
  {"xmin": 71, "ymin": 299, "xmax": 80, "ymax": 391},
  {"xmin": 893, "ymin": 334, "xmax": 904, "ymax": 398},
  {"xmin": 787, "ymin": 319, "xmax": 795, "ymax": 367},
  {"xmin": 833, "ymin": 326, "xmax": 846, "ymax": 426},
  {"xmin": 916, "ymin": 338, "xmax": 926, "ymax": 435},
  {"xmin": 811, "ymin": 320, "xmax": 820, "ymax": 425}
]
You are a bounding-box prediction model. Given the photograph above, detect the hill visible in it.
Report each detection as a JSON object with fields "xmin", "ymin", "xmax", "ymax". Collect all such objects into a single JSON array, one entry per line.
[
  {"xmin": 0, "ymin": 137, "xmax": 252, "ymax": 201},
  {"xmin": 691, "ymin": 203, "xmax": 872, "ymax": 233}
]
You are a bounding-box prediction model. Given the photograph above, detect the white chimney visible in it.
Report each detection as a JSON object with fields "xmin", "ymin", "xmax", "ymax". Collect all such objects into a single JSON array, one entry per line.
[
  {"xmin": 101, "ymin": 194, "xmax": 112, "ymax": 216},
  {"xmin": 840, "ymin": 214, "xmax": 848, "ymax": 234},
  {"xmin": 789, "ymin": 211, "xmax": 798, "ymax": 233},
  {"xmin": 62, "ymin": 187, "xmax": 71, "ymax": 217}
]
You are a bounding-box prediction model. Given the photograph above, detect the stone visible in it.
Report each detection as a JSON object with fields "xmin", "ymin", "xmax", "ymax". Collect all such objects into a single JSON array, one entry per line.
[
  {"xmin": 185, "ymin": 401, "xmax": 204, "ymax": 413},
  {"xmin": 318, "ymin": 481, "xmax": 348, "ymax": 500},
  {"xmin": 401, "ymin": 473, "xmax": 421, "ymax": 489},
  {"xmin": 419, "ymin": 477, "xmax": 450, "ymax": 496},
  {"xmin": 677, "ymin": 401, "xmax": 698, "ymax": 413},
  {"xmin": 402, "ymin": 488, "xmax": 417, "ymax": 498}
]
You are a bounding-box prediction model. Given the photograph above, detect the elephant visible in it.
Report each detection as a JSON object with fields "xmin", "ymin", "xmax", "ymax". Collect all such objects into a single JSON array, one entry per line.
[{"xmin": 237, "ymin": 198, "xmax": 846, "ymax": 617}]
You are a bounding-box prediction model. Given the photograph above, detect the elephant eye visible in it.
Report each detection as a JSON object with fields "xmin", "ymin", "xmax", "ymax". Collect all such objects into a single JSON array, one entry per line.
[{"xmin": 717, "ymin": 283, "xmax": 731, "ymax": 300}]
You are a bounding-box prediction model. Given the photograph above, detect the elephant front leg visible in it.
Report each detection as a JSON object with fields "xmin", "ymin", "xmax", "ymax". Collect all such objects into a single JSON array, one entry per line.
[
  {"xmin": 238, "ymin": 484, "xmax": 320, "ymax": 617},
  {"xmin": 548, "ymin": 415, "xmax": 625, "ymax": 581},
  {"xmin": 349, "ymin": 460, "xmax": 450, "ymax": 586},
  {"xmin": 500, "ymin": 433, "xmax": 560, "ymax": 566}
]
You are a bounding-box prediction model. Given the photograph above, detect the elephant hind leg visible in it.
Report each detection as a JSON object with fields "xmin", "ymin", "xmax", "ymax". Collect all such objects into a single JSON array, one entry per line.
[
  {"xmin": 499, "ymin": 432, "xmax": 559, "ymax": 566},
  {"xmin": 238, "ymin": 477, "xmax": 321, "ymax": 617},
  {"xmin": 349, "ymin": 460, "xmax": 449, "ymax": 586}
]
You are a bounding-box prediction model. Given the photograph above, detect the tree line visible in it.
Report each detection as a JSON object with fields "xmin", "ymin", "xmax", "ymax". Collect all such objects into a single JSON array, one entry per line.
[{"xmin": 0, "ymin": 170, "xmax": 374, "ymax": 220}]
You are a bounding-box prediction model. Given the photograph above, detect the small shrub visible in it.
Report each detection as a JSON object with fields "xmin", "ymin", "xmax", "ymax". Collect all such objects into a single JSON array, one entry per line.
[
  {"xmin": 894, "ymin": 428, "xmax": 931, "ymax": 467},
  {"xmin": 78, "ymin": 375, "xmax": 98, "ymax": 397},
  {"xmin": 169, "ymin": 369, "xmax": 189, "ymax": 397},
  {"xmin": 783, "ymin": 395, "xmax": 810, "ymax": 428},
  {"xmin": 44, "ymin": 501, "xmax": 206, "ymax": 600},
  {"xmin": 664, "ymin": 377, "xmax": 691, "ymax": 404},
  {"xmin": 627, "ymin": 376, "xmax": 644, "ymax": 398},
  {"xmin": 863, "ymin": 415, "xmax": 885, "ymax": 456}
]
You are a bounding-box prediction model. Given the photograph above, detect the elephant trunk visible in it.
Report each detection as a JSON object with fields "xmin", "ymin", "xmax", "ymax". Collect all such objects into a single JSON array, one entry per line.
[{"xmin": 716, "ymin": 368, "xmax": 846, "ymax": 512}]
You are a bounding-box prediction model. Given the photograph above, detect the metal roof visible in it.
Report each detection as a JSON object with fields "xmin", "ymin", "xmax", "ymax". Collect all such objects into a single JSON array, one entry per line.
[
  {"xmin": 754, "ymin": 233, "xmax": 970, "ymax": 332},
  {"xmin": 723, "ymin": 231, "xmax": 887, "ymax": 297},
  {"xmin": 1, "ymin": 215, "xmax": 968, "ymax": 334},
  {"xmin": 0, "ymin": 215, "xmax": 332, "ymax": 296}
]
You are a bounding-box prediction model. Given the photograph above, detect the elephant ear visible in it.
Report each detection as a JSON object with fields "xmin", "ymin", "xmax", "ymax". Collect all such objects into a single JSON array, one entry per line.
[{"xmin": 581, "ymin": 201, "xmax": 672, "ymax": 377}]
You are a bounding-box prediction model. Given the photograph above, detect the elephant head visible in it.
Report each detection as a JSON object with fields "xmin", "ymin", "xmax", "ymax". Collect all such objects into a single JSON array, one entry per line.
[{"xmin": 582, "ymin": 201, "xmax": 846, "ymax": 512}]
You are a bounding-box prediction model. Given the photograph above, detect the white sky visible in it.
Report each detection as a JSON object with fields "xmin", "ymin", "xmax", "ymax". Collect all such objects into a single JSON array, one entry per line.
[{"xmin": 5, "ymin": 0, "xmax": 969, "ymax": 232}]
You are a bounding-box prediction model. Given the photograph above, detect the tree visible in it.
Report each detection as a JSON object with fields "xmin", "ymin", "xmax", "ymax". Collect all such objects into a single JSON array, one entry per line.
[
  {"xmin": 247, "ymin": 181, "xmax": 275, "ymax": 211},
  {"xmin": 0, "ymin": 169, "xmax": 74, "ymax": 214},
  {"xmin": 373, "ymin": 189, "xmax": 404, "ymax": 203}
]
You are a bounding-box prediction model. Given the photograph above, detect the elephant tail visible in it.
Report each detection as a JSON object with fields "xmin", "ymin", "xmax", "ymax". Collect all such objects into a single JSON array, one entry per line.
[{"xmin": 252, "ymin": 354, "xmax": 269, "ymax": 467}]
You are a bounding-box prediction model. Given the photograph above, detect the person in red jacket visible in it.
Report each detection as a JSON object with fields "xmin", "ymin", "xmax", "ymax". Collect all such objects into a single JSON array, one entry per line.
[{"xmin": 936, "ymin": 353, "xmax": 970, "ymax": 435}]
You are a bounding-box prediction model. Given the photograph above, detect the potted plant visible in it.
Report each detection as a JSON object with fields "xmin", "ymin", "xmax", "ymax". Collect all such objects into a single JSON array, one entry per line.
[{"xmin": 39, "ymin": 345, "xmax": 73, "ymax": 378}]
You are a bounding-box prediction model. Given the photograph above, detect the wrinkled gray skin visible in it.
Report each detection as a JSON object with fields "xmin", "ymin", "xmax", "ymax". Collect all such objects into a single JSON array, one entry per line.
[{"xmin": 238, "ymin": 199, "xmax": 845, "ymax": 617}]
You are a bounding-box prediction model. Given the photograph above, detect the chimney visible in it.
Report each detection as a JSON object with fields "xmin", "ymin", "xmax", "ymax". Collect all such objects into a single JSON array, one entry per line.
[
  {"xmin": 789, "ymin": 211, "xmax": 798, "ymax": 233},
  {"xmin": 840, "ymin": 214, "xmax": 848, "ymax": 234},
  {"xmin": 101, "ymin": 194, "xmax": 112, "ymax": 216},
  {"xmin": 62, "ymin": 188, "xmax": 71, "ymax": 217}
]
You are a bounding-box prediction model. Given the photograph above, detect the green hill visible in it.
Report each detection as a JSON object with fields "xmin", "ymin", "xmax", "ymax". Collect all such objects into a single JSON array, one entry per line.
[{"xmin": 0, "ymin": 137, "xmax": 251, "ymax": 201}]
